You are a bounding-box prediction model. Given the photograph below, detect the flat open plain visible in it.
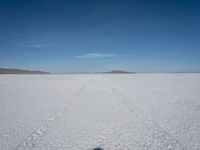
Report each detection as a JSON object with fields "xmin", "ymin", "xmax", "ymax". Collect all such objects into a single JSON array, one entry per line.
[{"xmin": 0, "ymin": 74, "xmax": 200, "ymax": 150}]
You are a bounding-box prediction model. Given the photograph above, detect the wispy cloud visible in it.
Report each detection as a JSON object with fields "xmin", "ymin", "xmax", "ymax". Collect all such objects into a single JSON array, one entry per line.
[
  {"xmin": 75, "ymin": 53, "xmax": 122, "ymax": 59},
  {"xmin": 21, "ymin": 44, "xmax": 44, "ymax": 48}
]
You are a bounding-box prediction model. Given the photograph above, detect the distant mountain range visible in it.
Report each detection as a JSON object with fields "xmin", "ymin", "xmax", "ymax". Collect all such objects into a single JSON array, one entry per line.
[
  {"xmin": 97, "ymin": 70, "xmax": 136, "ymax": 74},
  {"xmin": 0, "ymin": 68, "xmax": 136, "ymax": 74},
  {"xmin": 0, "ymin": 68, "xmax": 50, "ymax": 74}
]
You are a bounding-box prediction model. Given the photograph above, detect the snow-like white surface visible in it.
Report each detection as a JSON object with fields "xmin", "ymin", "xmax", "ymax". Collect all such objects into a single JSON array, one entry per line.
[{"xmin": 0, "ymin": 74, "xmax": 200, "ymax": 150}]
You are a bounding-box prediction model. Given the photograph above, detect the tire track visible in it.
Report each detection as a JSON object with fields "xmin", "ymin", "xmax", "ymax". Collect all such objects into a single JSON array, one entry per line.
[
  {"xmin": 13, "ymin": 78, "xmax": 91, "ymax": 150},
  {"xmin": 103, "ymin": 78, "xmax": 187, "ymax": 150}
]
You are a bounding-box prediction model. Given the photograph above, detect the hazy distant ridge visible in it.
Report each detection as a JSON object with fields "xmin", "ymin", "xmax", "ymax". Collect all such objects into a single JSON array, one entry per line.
[
  {"xmin": 98, "ymin": 70, "xmax": 136, "ymax": 74},
  {"xmin": 0, "ymin": 68, "xmax": 50, "ymax": 74}
]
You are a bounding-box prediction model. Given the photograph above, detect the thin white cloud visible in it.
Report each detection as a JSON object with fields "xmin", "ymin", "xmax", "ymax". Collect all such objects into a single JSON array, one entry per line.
[
  {"xmin": 75, "ymin": 53, "xmax": 122, "ymax": 59},
  {"xmin": 21, "ymin": 44, "xmax": 44, "ymax": 48}
]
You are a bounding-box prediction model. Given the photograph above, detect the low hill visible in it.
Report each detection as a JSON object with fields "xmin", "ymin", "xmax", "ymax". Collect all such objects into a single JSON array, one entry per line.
[
  {"xmin": 0, "ymin": 68, "xmax": 50, "ymax": 74},
  {"xmin": 98, "ymin": 70, "xmax": 136, "ymax": 74}
]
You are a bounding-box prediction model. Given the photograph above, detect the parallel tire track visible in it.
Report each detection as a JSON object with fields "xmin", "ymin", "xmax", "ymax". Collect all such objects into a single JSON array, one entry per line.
[
  {"xmin": 103, "ymin": 78, "xmax": 187, "ymax": 150},
  {"xmin": 13, "ymin": 78, "xmax": 91, "ymax": 150}
]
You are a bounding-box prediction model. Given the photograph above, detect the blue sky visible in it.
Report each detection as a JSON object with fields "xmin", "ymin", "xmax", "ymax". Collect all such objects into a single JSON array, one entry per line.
[{"xmin": 0, "ymin": 0, "xmax": 200, "ymax": 73}]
